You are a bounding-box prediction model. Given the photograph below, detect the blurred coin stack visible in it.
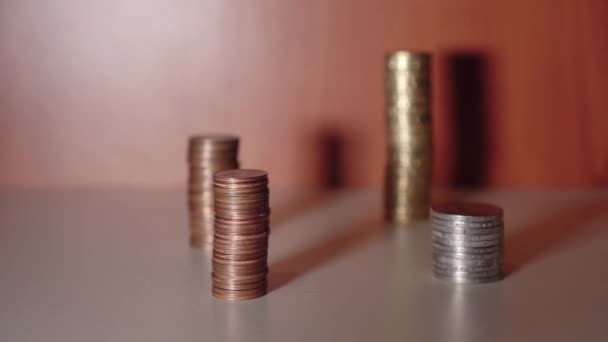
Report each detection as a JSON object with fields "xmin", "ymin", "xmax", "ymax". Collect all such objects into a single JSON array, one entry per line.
[
  {"xmin": 212, "ymin": 169, "xmax": 270, "ymax": 300},
  {"xmin": 431, "ymin": 202, "xmax": 504, "ymax": 283},
  {"xmin": 384, "ymin": 51, "xmax": 432, "ymax": 224},
  {"xmin": 187, "ymin": 134, "xmax": 239, "ymax": 247}
]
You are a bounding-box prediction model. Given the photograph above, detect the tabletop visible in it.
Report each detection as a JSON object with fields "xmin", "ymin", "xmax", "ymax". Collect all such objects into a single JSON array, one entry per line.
[{"xmin": 1, "ymin": 189, "xmax": 607, "ymax": 342}]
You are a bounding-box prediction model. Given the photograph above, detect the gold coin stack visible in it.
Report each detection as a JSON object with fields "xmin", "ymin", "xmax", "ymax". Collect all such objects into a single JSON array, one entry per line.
[
  {"xmin": 212, "ymin": 169, "xmax": 270, "ymax": 301},
  {"xmin": 384, "ymin": 51, "xmax": 432, "ymax": 224},
  {"xmin": 187, "ymin": 134, "xmax": 239, "ymax": 247}
]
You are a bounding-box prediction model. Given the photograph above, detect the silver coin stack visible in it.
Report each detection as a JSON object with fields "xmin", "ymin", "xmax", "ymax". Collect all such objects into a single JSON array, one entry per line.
[{"xmin": 431, "ymin": 202, "xmax": 504, "ymax": 284}]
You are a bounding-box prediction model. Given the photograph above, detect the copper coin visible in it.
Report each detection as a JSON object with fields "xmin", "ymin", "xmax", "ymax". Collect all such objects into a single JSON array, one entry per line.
[
  {"xmin": 214, "ymin": 228, "xmax": 269, "ymax": 236},
  {"xmin": 214, "ymin": 207, "xmax": 270, "ymax": 215},
  {"xmin": 214, "ymin": 208, "xmax": 270, "ymax": 215},
  {"xmin": 214, "ymin": 221, "xmax": 269, "ymax": 230},
  {"xmin": 213, "ymin": 246, "xmax": 268, "ymax": 255},
  {"xmin": 213, "ymin": 265, "xmax": 268, "ymax": 276},
  {"xmin": 214, "ymin": 231, "xmax": 269, "ymax": 241},
  {"xmin": 214, "ymin": 208, "xmax": 269, "ymax": 215},
  {"xmin": 214, "ymin": 219, "xmax": 269, "ymax": 228},
  {"xmin": 213, "ymin": 240, "xmax": 268, "ymax": 249},
  {"xmin": 213, "ymin": 184, "xmax": 268, "ymax": 192},
  {"xmin": 214, "ymin": 193, "xmax": 269, "ymax": 203},
  {"xmin": 214, "ymin": 216, "xmax": 270, "ymax": 225},
  {"xmin": 189, "ymin": 134, "xmax": 239, "ymax": 144},
  {"xmin": 213, "ymin": 182, "xmax": 266, "ymax": 189},
  {"xmin": 212, "ymin": 244, "xmax": 268, "ymax": 253},
  {"xmin": 214, "ymin": 169, "xmax": 267, "ymax": 183},
  {"xmin": 212, "ymin": 288, "xmax": 267, "ymax": 301},
  {"xmin": 214, "ymin": 199, "xmax": 269, "ymax": 207},
  {"xmin": 214, "ymin": 212, "xmax": 270, "ymax": 221},
  {"xmin": 212, "ymin": 248, "xmax": 268, "ymax": 257},
  {"xmin": 212, "ymin": 247, "xmax": 268, "ymax": 257},
  {"xmin": 212, "ymin": 238, "xmax": 268, "ymax": 248},
  {"xmin": 212, "ymin": 256, "xmax": 267, "ymax": 266},
  {"xmin": 212, "ymin": 234, "xmax": 268, "ymax": 243},
  {"xmin": 212, "ymin": 263, "xmax": 268, "ymax": 272},
  {"xmin": 211, "ymin": 285, "xmax": 268, "ymax": 296},
  {"xmin": 213, "ymin": 255, "xmax": 267, "ymax": 265},
  {"xmin": 213, "ymin": 187, "xmax": 268, "ymax": 196},
  {"xmin": 214, "ymin": 174, "xmax": 267, "ymax": 183},
  {"xmin": 214, "ymin": 201, "xmax": 269, "ymax": 210},
  {"xmin": 214, "ymin": 188, "xmax": 268, "ymax": 196},
  {"xmin": 214, "ymin": 189, "xmax": 269, "ymax": 197},
  {"xmin": 212, "ymin": 266, "xmax": 268, "ymax": 275},
  {"xmin": 212, "ymin": 244, "xmax": 268, "ymax": 254},
  {"xmin": 213, "ymin": 280, "xmax": 267, "ymax": 291},
  {"xmin": 214, "ymin": 229, "xmax": 269, "ymax": 238},
  {"xmin": 213, "ymin": 252, "xmax": 268, "ymax": 262},
  {"xmin": 212, "ymin": 272, "xmax": 267, "ymax": 284},
  {"xmin": 212, "ymin": 265, "xmax": 268, "ymax": 275},
  {"xmin": 213, "ymin": 235, "xmax": 267, "ymax": 243},
  {"xmin": 213, "ymin": 226, "xmax": 269, "ymax": 234}
]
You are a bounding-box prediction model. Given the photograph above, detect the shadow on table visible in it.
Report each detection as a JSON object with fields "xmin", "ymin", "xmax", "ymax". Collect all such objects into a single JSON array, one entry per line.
[
  {"xmin": 445, "ymin": 51, "xmax": 492, "ymax": 188},
  {"xmin": 269, "ymin": 125, "xmax": 349, "ymax": 231},
  {"xmin": 270, "ymin": 192, "xmax": 333, "ymax": 231},
  {"xmin": 318, "ymin": 127, "xmax": 345, "ymax": 190},
  {"xmin": 505, "ymin": 199, "xmax": 608, "ymax": 275},
  {"xmin": 268, "ymin": 217, "xmax": 384, "ymax": 292}
]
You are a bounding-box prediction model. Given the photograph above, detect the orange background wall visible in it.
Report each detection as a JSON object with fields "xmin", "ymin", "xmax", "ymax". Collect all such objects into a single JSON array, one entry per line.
[{"xmin": 0, "ymin": 0, "xmax": 606, "ymax": 188}]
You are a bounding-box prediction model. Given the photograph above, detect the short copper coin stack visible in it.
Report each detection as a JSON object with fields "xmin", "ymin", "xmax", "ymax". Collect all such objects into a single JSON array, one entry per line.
[
  {"xmin": 187, "ymin": 135, "xmax": 239, "ymax": 247},
  {"xmin": 212, "ymin": 169, "xmax": 270, "ymax": 300}
]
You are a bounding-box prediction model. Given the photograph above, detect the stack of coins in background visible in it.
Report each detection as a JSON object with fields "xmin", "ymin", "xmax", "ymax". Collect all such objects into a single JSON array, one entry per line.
[
  {"xmin": 431, "ymin": 202, "xmax": 504, "ymax": 283},
  {"xmin": 384, "ymin": 51, "xmax": 432, "ymax": 225},
  {"xmin": 212, "ymin": 169, "xmax": 270, "ymax": 300},
  {"xmin": 187, "ymin": 135, "xmax": 239, "ymax": 247}
]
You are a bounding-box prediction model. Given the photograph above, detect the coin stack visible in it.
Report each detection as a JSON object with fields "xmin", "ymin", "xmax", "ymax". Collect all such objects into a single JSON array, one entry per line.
[
  {"xmin": 431, "ymin": 202, "xmax": 504, "ymax": 284},
  {"xmin": 384, "ymin": 51, "xmax": 432, "ymax": 224},
  {"xmin": 187, "ymin": 134, "xmax": 239, "ymax": 247},
  {"xmin": 212, "ymin": 169, "xmax": 270, "ymax": 300}
]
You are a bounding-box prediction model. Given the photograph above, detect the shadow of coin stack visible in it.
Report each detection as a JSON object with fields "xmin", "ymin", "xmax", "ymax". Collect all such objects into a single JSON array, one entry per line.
[
  {"xmin": 431, "ymin": 202, "xmax": 504, "ymax": 283},
  {"xmin": 384, "ymin": 51, "xmax": 432, "ymax": 224},
  {"xmin": 212, "ymin": 169, "xmax": 270, "ymax": 300},
  {"xmin": 187, "ymin": 135, "xmax": 239, "ymax": 247}
]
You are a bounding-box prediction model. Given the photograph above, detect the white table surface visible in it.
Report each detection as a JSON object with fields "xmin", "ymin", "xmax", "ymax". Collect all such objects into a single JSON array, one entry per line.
[{"xmin": 1, "ymin": 189, "xmax": 607, "ymax": 342}]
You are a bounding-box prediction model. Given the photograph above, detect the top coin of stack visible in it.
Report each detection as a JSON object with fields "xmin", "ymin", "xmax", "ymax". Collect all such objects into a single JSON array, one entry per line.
[
  {"xmin": 212, "ymin": 169, "xmax": 270, "ymax": 301},
  {"xmin": 187, "ymin": 134, "xmax": 239, "ymax": 247},
  {"xmin": 431, "ymin": 202, "xmax": 504, "ymax": 284},
  {"xmin": 384, "ymin": 51, "xmax": 432, "ymax": 224}
]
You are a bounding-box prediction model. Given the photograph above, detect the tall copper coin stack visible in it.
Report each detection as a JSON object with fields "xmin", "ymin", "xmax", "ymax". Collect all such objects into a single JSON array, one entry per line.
[
  {"xmin": 187, "ymin": 135, "xmax": 239, "ymax": 247},
  {"xmin": 212, "ymin": 169, "xmax": 270, "ymax": 300},
  {"xmin": 384, "ymin": 51, "xmax": 432, "ymax": 224}
]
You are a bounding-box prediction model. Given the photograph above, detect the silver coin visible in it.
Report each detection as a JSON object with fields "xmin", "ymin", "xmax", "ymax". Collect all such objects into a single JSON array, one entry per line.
[
  {"xmin": 434, "ymin": 256, "xmax": 501, "ymax": 267},
  {"xmin": 433, "ymin": 251, "xmax": 502, "ymax": 260},
  {"xmin": 432, "ymin": 224, "xmax": 504, "ymax": 235},
  {"xmin": 433, "ymin": 242, "xmax": 503, "ymax": 254},
  {"xmin": 433, "ymin": 267, "xmax": 502, "ymax": 278},
  {"xmin": 434, "ymin": 262, "xmax": 500, "ymax": 273},
  {"xmin": 432, "ymin": 237, "xmax": 502, "ymax": 248},
  {"xmin": 431, "ymin": 216, "xmax": 503, "ymax": 227},
  {"xmin": 434, "ymin": 271, "xmax": 503, "ymax": 281},
  {"xmin": 432, "ymin": 231, "xmax": 502, "ymax": 241},
  {"xmin": 432, "ymin": 218, "xmax": 503, "ymax": 228},
  {"xmin": 431, "ymin": 202, "xmax": 503, "ymax": 222},
  {"xmin": 434, "ymin": 272, "xmax": 503, "ymax": 284}
]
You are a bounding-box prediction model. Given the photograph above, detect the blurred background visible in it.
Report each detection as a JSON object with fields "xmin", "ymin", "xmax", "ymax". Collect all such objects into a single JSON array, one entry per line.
[{"xmin": 0, "ymin": 0, "xmax": 606, "ymax": 189}]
